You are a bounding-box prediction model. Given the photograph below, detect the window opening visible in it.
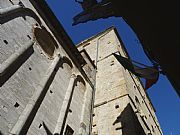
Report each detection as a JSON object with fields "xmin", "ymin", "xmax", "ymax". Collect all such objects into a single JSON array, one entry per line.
[{"xmin": 3, "ymin": 40, "xmax": 8, "ymax": 44}]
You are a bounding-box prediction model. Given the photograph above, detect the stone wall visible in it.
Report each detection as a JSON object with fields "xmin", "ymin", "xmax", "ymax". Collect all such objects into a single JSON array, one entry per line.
[
  {"xmin": 0, "ymin": 1, "xmax": 163, "ymax": 135},
  {"xmin": 0, "ymin": 1, "xmax": 94, "ymax": 135},
  {"xmin": 77, "ymin": 27, "xmax": 163, "ymax": 135}
]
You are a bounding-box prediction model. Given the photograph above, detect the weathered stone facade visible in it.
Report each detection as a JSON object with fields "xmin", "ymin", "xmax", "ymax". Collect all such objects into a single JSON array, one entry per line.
[
  {"xmin": 0, "ymin": 1, "xmax": 162, "ymax": 135},
  {"xmin": 0, "ymin": 1, "xmax": 94, "ymax": 135},
  {"xmin": 77, "ymin": 28, "xmax": 163, "ymax": 135}
]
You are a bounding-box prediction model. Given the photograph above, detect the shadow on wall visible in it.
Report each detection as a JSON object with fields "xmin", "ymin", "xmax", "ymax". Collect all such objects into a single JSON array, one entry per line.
[
  {"xmin": 61, "ymin": 56, "xmax": 73, "ymax": 69},
  {"xmin": 0, "ymin": 131, "xmax": 3, "ymax": 135},
  {"xmin": 76, "ymin": 75, "xmax": 86, "ymax": 86},
  {"xmin": 0, "ymin": 7, "xmax": 41, "ymax": 25},
  {"xmin": 58, "ymin": 75, "xmax": 86, "ymax": 135},
  {"xmin": 113, "ymin": 103, "xmax": 146, "ymax": 135},
  {"xmin": 16, "ymin": 56, "xmax": 73, "ymax": 135},
  {"xmin": 33, "ymin": 26, "xmax": 59, "ymax": 59},
  {"xmin": 0, "ymin": 46, "xmax": 34, "ymax": 87},
  {"xmin": 43, "ymin": 122, "xmax": 53, "ymax": 135}
]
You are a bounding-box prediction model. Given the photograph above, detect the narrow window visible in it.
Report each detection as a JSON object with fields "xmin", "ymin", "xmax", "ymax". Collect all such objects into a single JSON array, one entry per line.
[
  {"xmin": 3, "ymin": 40, "xmax": 8, "ymax": 44},
  {"xmin": 39, "ymin": 123, "xmax": 42, "ymax": 129}
]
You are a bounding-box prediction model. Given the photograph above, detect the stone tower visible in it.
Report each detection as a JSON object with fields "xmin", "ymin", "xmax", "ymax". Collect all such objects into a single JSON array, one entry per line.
[
  {"xmin": 77, "ymin": 27, "xmax": 163, "ymax": 135},
  {"xmin": 0, "ymin": 1, "xmax": 163, "ymax": 135}
]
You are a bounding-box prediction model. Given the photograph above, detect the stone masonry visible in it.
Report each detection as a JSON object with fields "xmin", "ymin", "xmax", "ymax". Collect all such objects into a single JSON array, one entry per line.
[
  {"xmin": 77, "ymin": 27, "xmax": 163, "ymax": 135},
  {"xmin": 0, "ymin": 1, "xmax": 163, "ymax": 135},
  {"xmin": 0, "ymin": 1, "xmax": 94, "ymax": 135}
]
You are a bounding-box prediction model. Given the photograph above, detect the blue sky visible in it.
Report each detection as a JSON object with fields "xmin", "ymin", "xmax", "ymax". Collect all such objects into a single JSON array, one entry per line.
[{"xmin": 46, "ymin": 1, "xmax": 180, "ymax": 134}]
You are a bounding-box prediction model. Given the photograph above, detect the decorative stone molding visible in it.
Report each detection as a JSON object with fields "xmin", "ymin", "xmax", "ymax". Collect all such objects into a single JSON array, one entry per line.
[
  {"xmin": 54, "ymin": 73, "xmax": 77, "ymax": 135},
  {"xmin": 10, "ymin": 55, "xmax": 61, "ymax": 135}
]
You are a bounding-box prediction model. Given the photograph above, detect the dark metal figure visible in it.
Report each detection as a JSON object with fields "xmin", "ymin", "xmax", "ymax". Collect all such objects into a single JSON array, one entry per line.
[{"xmin": 75, "ymin": 0, "xmax": 97, "ymax": 10}]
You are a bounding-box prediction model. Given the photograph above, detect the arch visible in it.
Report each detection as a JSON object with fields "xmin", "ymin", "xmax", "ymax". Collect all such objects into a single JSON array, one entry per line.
[
  {"xmin": 33, "ymin": 26, "xmax": 58, "ymax": 58},
  {"xmin": 76, "ymin": 75, "xmax": 86, "ymax": 87},
  {"xmin": 0, "ymin": 6, "xmax": 42, "ymax": 25},
  {"xmin": 61, "ymin": 56, "xmax": 73, "ymax": 69}
]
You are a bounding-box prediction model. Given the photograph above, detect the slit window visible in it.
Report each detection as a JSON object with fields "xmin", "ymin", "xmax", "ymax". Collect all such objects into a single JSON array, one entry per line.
[{"xmin": 3, "ymin": 40, "xmax": 8, "ymax": 44}]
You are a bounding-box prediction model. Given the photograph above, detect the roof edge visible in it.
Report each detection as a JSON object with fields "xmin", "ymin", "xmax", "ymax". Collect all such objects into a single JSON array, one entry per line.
[
  {"xmin": 30, "ymin": 0, "xmax": 86, "ymax": 67},
  {"xmin": 77, "ymin": 26, "xmax": 115, "ymax": 47}
]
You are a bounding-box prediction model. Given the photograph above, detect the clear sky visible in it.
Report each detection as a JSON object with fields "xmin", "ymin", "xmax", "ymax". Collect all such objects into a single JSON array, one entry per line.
[{"xmin": 46, "ymin": 1, "xmax": 180, "ymax": 134}]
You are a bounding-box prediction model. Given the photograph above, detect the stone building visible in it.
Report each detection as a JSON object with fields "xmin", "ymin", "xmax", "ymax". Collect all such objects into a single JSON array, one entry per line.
[
  {"xmin": 0, "ymin": 1, "xmax": 94, "ymax": 135},
  {"xmin": 0, "ymin": 1, "xmax": 162, "ymax": 135},
  {"xmin": 77, "ymin": 28, "xmax": 163, "ymax": 135}
]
